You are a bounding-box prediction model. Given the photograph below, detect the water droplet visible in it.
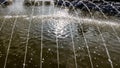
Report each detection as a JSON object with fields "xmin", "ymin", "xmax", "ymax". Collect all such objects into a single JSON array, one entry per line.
[{"xmin": 48, "ymin": 48, "xmax": 51, "ymax": 51}]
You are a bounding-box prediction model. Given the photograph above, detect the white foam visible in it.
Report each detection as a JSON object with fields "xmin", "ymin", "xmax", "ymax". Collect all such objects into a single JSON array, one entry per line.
[{"xmin": 2, "ymin": 15, "xmax": 120, "ymax": 27}]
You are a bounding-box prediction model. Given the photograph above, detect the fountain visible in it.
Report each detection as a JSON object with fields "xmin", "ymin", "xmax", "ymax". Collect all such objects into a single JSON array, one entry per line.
[{"xmin": 0, "ymin": 0, "xmax": 120, "ymax": 68}]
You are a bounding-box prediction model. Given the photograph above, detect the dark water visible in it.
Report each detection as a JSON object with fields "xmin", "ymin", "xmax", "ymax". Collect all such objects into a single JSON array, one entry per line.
[{"xmin": 0, "ymin": 0, "xmax": 120, "ymax": 68}]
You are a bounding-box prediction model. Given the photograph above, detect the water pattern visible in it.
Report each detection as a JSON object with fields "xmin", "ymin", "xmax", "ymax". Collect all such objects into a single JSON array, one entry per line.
[{"xmin": 0, "ymin": 0, "xmax": 120, "ymax": 68}]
